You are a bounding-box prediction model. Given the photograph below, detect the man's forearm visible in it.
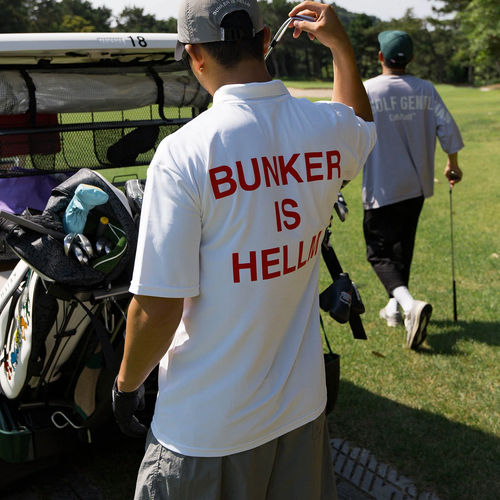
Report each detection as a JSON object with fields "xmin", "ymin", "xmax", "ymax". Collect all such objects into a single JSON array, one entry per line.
[
  {"xmin": 117, "ymin": 295, "xmax": 184, "ymax": 392},
  {"xmin": 447, "ymin": 152, "xmax": 459, "ymax": 168},
  {"xmin": 289, "ymin": 1, "xmax": 373, "ymax": 122},
  {"xmin": 331, "ymin": 45, "xmax": 373, "ymax": 122}
]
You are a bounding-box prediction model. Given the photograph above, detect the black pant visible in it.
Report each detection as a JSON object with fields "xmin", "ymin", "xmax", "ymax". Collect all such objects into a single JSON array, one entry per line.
[{"xmin": 363, "ymin": 196, "xmax": 424, "ymax": 297}]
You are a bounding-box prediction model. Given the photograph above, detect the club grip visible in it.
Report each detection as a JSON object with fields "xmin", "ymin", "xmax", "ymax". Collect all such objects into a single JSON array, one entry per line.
[{"xmin": 95, "ymin": 216, "xmax": 109, "ymax": 239}]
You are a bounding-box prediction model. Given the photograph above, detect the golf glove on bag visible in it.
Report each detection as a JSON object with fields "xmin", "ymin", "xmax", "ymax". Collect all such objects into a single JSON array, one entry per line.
[{"xmin": 112, "ymin": 377, "xmax": 148, "ymax": 438}]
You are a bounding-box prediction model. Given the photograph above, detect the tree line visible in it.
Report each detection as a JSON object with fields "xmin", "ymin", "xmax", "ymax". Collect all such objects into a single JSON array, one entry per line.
[{"xmin": 1, "ymin": 0, "xmax": 498, "ymax": 86}]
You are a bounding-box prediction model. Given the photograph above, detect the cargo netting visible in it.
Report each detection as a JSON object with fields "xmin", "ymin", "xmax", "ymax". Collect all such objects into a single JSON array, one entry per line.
[{"xmin": 0, "ymin": 63, "xmax": 211, "ymax": 176}]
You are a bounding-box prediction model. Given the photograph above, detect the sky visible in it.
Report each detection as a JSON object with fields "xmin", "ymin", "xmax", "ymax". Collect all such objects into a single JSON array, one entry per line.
[{"xmin": 99, "ymin": 0, "xmax": 445, "ymax": 22}]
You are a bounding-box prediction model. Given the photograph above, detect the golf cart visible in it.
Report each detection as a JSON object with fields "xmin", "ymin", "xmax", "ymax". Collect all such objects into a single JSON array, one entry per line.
[
  {"xmin": 0, "ymin": 31, "xmax": 210, "ymax": 478},
  {"xmin": 0, "ymin": 30, "xmax": 368, "ymax": 486}
]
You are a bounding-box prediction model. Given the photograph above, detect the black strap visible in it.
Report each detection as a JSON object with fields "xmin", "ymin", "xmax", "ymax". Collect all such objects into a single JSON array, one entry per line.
[
  {"xmin": 321, "ymin": 228, "xmax": 367, "ymax": 340},
  {"xmin": 320, "ymin": 315, "xmax": 335, "ymax": 356},
  {"xmin": 221, "ymin": 27, "xmax": 254, "ymax": 41},
  {"xmin": 70, "ymin": 295, "xmax": 119, "ymax": 373},
  {"xmin": 147, "ymin": 66, "xmax": 168, "ymax": 122},
  {"xmin": 348, "ymin": 311, "xmax": 367, "ymax": 340},
  {"xmin": 321, "ymin": 233, "xmax": 343, "ymax": 280}
]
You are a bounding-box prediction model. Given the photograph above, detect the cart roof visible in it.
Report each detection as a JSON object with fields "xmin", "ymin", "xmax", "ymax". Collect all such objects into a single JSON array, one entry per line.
[{"xmin": 0, "ymin": 32, "xmax": 178, "ymax": 66}]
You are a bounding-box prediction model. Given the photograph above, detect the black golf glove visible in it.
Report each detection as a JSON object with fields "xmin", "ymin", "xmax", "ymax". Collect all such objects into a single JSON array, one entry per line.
[{"xmin": 112, "ymin": 377, "xmax": 148, "ymax": 438}]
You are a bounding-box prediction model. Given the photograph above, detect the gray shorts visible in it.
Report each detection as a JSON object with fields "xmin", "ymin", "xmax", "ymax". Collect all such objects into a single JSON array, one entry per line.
[{"xmin": 134, "ymin": 411, "xmax": 337, "ymax": 500}]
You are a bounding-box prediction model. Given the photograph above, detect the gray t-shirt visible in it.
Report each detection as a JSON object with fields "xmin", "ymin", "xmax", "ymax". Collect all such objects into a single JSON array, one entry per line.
[{"xmin": 362, "ymin": 74, "xmax": 464, "ymax": 209}]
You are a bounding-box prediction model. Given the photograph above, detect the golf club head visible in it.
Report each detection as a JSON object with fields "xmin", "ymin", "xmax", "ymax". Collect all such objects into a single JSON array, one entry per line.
[
  {"xmin": 337, "ymin": 191, "xmax": 347, "ymax": 207},
  {"xmin": 75, "ymin": 233, "xmax": 94, "ymax": 259},
  {"xmin": 64, "ymin": 233, "xmax": 77, "ymax": 256},
  {"xmin": 71, "ymin": 243, "xmax": 88, "ymax": 265},
  {"xmin": 95, "ymin": 237, "xmax": 113, "ymax": 257},
  {"xmin": 125, "ymin": 179, "xmax": 145, "ymax": 215},
  {"xmin": 265, "ymin": 15, "xmax": 317, "ymax": 60},
  {"xmin": 334, "ymin": 201, "xmax": 348, "ymax": 222}
]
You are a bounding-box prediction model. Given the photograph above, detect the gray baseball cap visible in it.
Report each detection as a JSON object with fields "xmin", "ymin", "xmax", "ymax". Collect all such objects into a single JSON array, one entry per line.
[{"xmin": 175, "ymin": 0, "xmax": 265, "ymax": 61}]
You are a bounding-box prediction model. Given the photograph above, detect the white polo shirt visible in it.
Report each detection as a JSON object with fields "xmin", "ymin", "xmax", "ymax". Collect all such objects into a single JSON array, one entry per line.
[{"xmin": 130, "ymin": 80, "xmax": 376, "ymax": 457}]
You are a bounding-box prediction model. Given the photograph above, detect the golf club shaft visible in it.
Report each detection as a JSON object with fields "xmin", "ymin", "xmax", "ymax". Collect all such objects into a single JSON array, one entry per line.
[
  {"xmin": 0, "ymin": 210, "xmax": 66, "ymax": 241},
  {"xmin": 449, "ymin": 185, "xmax": 458, "ymax": 321}
]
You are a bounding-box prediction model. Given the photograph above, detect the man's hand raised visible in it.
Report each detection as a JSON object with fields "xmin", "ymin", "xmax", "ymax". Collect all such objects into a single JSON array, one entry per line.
[{"xmin": 288, "ymin": 1, "xmax": 373, "ymax": 122}]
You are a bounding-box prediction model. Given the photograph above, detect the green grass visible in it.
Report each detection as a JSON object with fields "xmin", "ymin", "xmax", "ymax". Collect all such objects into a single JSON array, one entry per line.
[
  {"xmin": 282, "ymin": 79, "xmax": 335, "ymax": 89},
  {"xmin": 321, "ymin": 85, "xmax": 500, "ymax": 500},
  {"xmin": 76, "ymin": 85, "xmax": 500, "ymax": 500}
]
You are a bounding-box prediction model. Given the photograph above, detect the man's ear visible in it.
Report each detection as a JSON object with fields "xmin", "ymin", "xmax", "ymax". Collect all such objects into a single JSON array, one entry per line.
[
  {"xmin": 263, "ymin": 25, "xmax": 272, "ymax": 54},
  {"xmin": 378, "ymin": 51, "xmax": 384, "ymax": 63},
  {"xmin": 185, "ymin": 44, "xmax": 205, "ymax": 75}
]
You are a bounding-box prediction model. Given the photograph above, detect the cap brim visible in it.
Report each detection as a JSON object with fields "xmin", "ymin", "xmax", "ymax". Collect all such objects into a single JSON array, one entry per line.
[{"xmin": 174, "ymin": 40, "xmax": 185, "ymax": 61}]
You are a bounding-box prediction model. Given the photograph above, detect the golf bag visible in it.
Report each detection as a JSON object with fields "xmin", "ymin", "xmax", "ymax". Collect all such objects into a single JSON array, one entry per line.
[{"xmin": 0, "ymin": 169, "xmax": 137, "ymax": 462}]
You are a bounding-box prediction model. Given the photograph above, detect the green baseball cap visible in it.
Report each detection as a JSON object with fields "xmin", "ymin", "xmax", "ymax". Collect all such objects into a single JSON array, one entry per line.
[
  {"xmin": 378, "ymin": 30, "xmax": 413, "ymax": 64},
  {"xmin": 175, "ymin": 0, "xmax": 265, "ymax": 61}
]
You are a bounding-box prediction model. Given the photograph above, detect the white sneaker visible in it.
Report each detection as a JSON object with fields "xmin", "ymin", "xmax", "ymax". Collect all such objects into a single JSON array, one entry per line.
[
  {"xmin": 379, "ymin": 306, "xmax": 403, "ymax": 327},
  {"xmin": 405, "ymin": 300, "xmax": 433, "ymax": 348}
]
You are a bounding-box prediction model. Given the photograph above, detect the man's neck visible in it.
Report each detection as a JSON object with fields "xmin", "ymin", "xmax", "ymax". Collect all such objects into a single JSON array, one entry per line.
[
  {"xmin": 382, "ymin": 66, "xmax": 407, "ymax": 76},
  {"xmin": 203, "ymin": 60, "xmax": 272, "ymax": 96}
]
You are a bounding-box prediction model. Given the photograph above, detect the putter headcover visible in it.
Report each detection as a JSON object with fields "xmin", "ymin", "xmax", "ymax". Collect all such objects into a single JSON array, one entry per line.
[{"xmin": 62, "ymin": 184, "xmax": 109, "ymax": 234}]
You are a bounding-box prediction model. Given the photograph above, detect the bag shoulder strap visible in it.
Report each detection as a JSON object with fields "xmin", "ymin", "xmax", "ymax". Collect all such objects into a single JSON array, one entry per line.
[{"xmin": 321, "ymin": 229, "xmax": 367, "ymax": 340}]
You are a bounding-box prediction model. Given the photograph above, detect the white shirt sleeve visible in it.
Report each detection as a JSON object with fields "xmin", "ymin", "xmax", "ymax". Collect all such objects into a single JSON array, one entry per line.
[
  {"xmin": 129, "ymin": 155, "xmax": 201, "ymax": 298},
  {"xmin": 315, "ymin": 101, "xmax": 377, "ymax": 182},
  {"xmin": 353, "ymin": 118, "xmax": 377, "ymax": 179}
]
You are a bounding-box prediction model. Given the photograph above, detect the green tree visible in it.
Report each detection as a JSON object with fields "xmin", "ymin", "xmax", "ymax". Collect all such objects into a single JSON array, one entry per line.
[
  {"xmin": 59, "ymin": 0, "xmax": 112, "ymax": 32},
  {"xmin": 459, "ymin": 0, "xmax": 500, "ymax": 82},
  {"xmin": 259, "ymin": 0, "xmax": 296, "ymax": 78},
  {"xmin": 373, "ymin": 8, "xmax": 469, "ymax": 84},
  {"xmin": 115, "ymin": 7, "xmax": 176, "ymax": 33},
  {"xmin": 0, "ymin": 0, "xmax": 31, "ymax": 32},
  {"xmin": 60, "ymin": 14, "xmax": 94, "ymax": 32},
  {"xmin": 346, "ymin": 13, "xmax": 379, "ymax": 79},
  {"xmin": 24, "ymin": 0, "xmax": 112, "ymax": 33},
  {"xmin": 431, "ymin": 0, "xmax": 472, "ymax": 15},
  {"xmin": 27, "ymin": 0, "xmax": 64, "ymax": 32}
]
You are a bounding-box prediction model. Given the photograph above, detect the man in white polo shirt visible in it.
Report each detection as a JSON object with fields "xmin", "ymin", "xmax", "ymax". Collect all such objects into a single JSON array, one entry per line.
[{"xmin": 112, "ymin": 1, "xmax": 376, "ymax": 498}]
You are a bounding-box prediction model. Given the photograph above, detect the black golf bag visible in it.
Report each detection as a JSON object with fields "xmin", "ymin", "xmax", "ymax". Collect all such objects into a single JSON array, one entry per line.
[{"xmin": 0, "ymin": 169, "xmax": 138, "ymax": 464}]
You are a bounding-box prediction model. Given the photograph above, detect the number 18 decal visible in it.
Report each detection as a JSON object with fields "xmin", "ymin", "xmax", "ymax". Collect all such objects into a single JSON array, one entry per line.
[{"xmin": 128, "ymin": 36, "xmax": 148, "ymax": 47}]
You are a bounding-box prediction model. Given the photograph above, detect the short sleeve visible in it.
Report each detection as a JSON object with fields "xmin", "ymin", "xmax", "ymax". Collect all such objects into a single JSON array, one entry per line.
[
  {"xmin": 433, "ymin": 87, "xmax": 464, "ymax": 155},
  {"xmin": 352, "ymin": 118, "xmax": 377, "ymax": 180},
  {"xmin": 129, "ymin": 157, "xmax": 202, "ymax": 298}
]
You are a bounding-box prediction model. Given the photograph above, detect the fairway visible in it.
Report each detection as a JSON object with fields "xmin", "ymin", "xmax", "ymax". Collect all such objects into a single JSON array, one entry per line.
[{"xmin": 317, "ymin": 84, "xmax": 500, "ymax": 500}]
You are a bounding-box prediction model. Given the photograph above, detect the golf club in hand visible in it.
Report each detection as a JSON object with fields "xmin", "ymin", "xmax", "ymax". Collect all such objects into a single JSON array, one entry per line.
[{"xmin": 449, "ymin": 170, "xmax": 460, "ymax": 321}]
